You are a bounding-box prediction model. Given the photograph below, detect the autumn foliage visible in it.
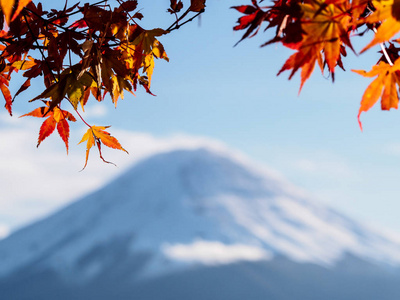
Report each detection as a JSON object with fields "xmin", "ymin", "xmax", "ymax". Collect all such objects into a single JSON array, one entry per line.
[
  {"xmin": 1, "ymin": 0, "xmax": 400, "ymax": 167},
  {"xmin": 0, "ymin": 0, "xmax": 205, "ymax": 168},
  {"xmin": 232, "ymin": 0, "xmax": 400, "ymax": 129}
]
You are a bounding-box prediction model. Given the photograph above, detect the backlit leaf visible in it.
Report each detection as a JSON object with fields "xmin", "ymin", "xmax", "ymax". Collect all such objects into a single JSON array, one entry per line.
[
  {"xmin": 0, "ymin": 74, "xmax": 11, "ymax": 115},
  {"xmin": 79, "ymin": 125, "xmax": 127, "ymax": 169},
  {"xmin": 92, "ymin": 126, "xmax": 127, "ymax": 152},
  {"xmin": 37, "ymin": 116, "xmax": 57, "ymax": 147},
  {"xmin": 57, "ymin": 119, "xmax": 70, "ymax": 153},
  {"xmin": 12, "ymin": 0, "xmax": 33, "ymax": 22},
  {"xmin": 21, "ymin": 102, "xmax": 76, "ymax": 151},
  {"xmin": 361, "ymin": 0, "xmax": 400, "ymax": 52},
  {"xmin": 0, "ymin": 0, "xmax": 15, "ymax": 25},
  {"xmin": 278, "ymin": 0, "xmax": 353, "ymax": 90},
  {"xmin": 12, "ymin": 57, "xmax": 36, "ymax": 70},
  {"xmin": 79, "ymin": 127, "xmax": 96, "ymax": 169},
  {"xmin": 353, "ymin": 59, "xmax": 400, "ymax": 129}
]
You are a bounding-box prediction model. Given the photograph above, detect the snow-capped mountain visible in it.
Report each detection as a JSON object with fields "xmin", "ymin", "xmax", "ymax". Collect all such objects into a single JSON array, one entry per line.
[{"xmin": 1, "ymin": 147, "xmax": 400, "ymax": 299}]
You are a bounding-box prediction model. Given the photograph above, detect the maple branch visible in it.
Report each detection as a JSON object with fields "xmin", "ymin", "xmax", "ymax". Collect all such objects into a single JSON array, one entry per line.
[
  {"xmin": 23, "ymin": 14, "xmax": 57, "ymax": 83},
  {"xmin": 173, "ymin": 12, "xmax": 179, "ymax": 25},
  {"xmin": 166, "ymin": 10, "xmax": 204, "ymax": 32},
  {"xmin": 167, "ymin": 8, "xmax": 190, "ymax": 31},
  {"xmin": 64, "ymin": 0, "xmax": 110, "ymax": 19},
  {"xmin": 24, "ymin": 7, "xmax": 87, "ymax": 39}
]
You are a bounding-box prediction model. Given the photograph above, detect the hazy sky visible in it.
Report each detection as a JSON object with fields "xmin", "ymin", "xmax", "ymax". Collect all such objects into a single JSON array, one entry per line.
[{"xmin": 2, "ymin": 0, "xmax": 400, "ymax": 238}]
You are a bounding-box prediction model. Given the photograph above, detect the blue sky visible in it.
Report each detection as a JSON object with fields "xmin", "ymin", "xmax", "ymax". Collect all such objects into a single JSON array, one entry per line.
[{"xmin": 2, "ymin": 0, "xmax": 400, "ymax": 237}]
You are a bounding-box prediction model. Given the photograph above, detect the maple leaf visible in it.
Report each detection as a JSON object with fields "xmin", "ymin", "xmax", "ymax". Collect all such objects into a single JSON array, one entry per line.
[
  {"xmin": 0, "ymin": 0, "xmax": 14, "ymax": 25},
  {"xmin": 120, "ymin": 26, "xmax": 168, "ymax": 92},
  {"xmin": 12, "ymin": 0, "xmax": 33, "ymax": 22},
  {"xmin": 190, "ymin": 0, "xmax": 206, "ymax": 12},
  {"xmin": 232, "ymin": 3, "xmax": 268, "ymax": 46},
  {"xmin": 232, "ymin": 0, "xmax": 304, "ymax": 49},
  {"xmin": 30, "ymin": 74, "xmax": 72, "ymax": 111},
  {"xmin": 20, "ymin": 102, "xmax": 76, "ymax": 152},
  {"xmin": 37, "ymin": 116, "xmax": 57, "ymax": 147},
  {"xmin": 116, "ymin": 0, "xmax": 138, "ymax": 13},
  {"xmin": 350, "ymin": 0, "xmax": 370, "ymax": 25},
  {"xmin": 168, "ymin": 0, "xmax": 183, "ymax": 14},
  {"xmin": 0, "ymin": 73, "xmax": 11, "ymax": 115},
  {"xmin": 78, "ymin": 125, "xmax": 128, "ymax": 169},
  {"xmin": 0, "ymin": 0, "xmax": 31, "ymax": 24},
  {"xmin": 13, "ymin": 78, "xmax": 31, "ymax": 101},
  {"xmin": 67, "ymin": 71, "xmax": 94, "ymax": 109},
  {"xmin": 0, "ymin": 0, "xmax": 205, "ymax": 166},
  {"xmin": 11, "ymin": 56, "xmax": 36, "ymax": 70},
  {"xmin": 278, "ymin": 47, "xmax": 324, "ymax": 91},
  {"xmin": 262, "ymin": 0, "xmax": 304, "ymax": 50},
  {"xmin": 57, "ymin": 119, "xmax": 70, "ymax": 152},
  {"xmin": 361, "ymin": 0, "xmax": 400, "ymax": 53},
  {"xmin": 353, "ymin": 59, "xmax": 400, "ymax": 129},
  {"xmin": 278, "ymin": 0, "xmax": 353, "ymax": 90},
  {"xmin": 30, "ymin": 68, "xmax": 94, "ymax": 112}
]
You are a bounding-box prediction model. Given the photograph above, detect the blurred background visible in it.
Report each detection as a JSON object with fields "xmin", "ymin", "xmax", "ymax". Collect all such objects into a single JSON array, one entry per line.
[
  {"xmin": 2, "ymin": 1, "xmax": 400, "ymax": 299},
  {"xmin": 1, "ymin": 0, "xmax": 400, "ymax": 237}
]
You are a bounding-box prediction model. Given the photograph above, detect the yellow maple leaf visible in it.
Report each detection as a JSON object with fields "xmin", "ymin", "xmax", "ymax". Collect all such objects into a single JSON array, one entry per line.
[
  {"xmin": 11, "ymin": 56, "xmax": 36, "ymax": 70},
  {"xmin": 78, "ymin": 125, "xmax": 127, "ymax": 169}
]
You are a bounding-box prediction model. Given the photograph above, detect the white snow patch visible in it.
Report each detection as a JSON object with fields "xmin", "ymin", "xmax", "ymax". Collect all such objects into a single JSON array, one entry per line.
[
  {"xmin": 0, "ymin": 224, "xmax": 9, "ymax": 239},
  {"xmin": 162, "ymin": 240, "xmax": 272, "ymax": 265}
]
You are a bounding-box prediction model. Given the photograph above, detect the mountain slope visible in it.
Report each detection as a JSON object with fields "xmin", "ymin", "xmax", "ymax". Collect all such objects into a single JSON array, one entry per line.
[{"xmin": 1, "ymin": 147, "xmax": 400, "ymax": 299}]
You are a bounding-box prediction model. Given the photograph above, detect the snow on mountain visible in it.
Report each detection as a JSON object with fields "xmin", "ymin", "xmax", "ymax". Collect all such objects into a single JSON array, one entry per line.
[{"xmin": 1, "ymin": 147, "xmax": 400, "ymax": 282}]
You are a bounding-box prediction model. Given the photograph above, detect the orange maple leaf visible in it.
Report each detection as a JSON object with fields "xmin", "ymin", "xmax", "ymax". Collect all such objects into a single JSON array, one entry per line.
[
  {"xmin": 78, "ymin": 125, "xmax": 128, "ymax": 169},
  {"xmin": 20, "ymin": 102, "xmax": 76, "ymax": 152},
  {"xmin": 278, "ymin": 0, "xmax": 353, "ymax": 91},
  {"xmin": 352, "ymin": 59, "xmax": 400, "ymax": 129},
  {"xmin": 37, "ymin": 117, "xmax": 57, "ymax": 147},
  {"xmin": 361, "ymin": 0, "xmax": 400, "ymax": 53},
  {"xmin": 0, "ymin": 0, "xmax": 32, "ymax": 24},
  {"xmin": 12, "ymin": 0, "xmax": 33, "ymax": 21},
  {"xmin": 0, "ymin": 73, "xmax": 11, "ymax": 115}
]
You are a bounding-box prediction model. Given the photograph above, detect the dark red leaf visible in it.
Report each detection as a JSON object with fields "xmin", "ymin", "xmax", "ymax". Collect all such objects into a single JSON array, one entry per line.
[{"xmin": 231, "ymin": 5, "xmax": 257, "ymax": 15}]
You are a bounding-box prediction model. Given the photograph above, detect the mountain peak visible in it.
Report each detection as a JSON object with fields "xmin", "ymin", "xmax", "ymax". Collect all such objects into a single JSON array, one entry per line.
[
  {"xmin": 1, "ymin": 146, "xmax": 400, "ymax": 282},
  {"xmin": 117, "ymin": 148, "xmax": 275, "ymax": 200}
]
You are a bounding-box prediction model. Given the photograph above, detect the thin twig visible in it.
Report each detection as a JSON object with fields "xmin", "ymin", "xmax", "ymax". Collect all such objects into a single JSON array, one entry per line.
[
  {"xmin": 23, "ymin": 14, "xmax": 57, "ymax": 83},
  {"xmin": 166, "ymin": 8, "xmax": 191, "ymax": 31},
  {"xmin": 167, "ymin": 10, "xmax": 204, "ymax": 32}
]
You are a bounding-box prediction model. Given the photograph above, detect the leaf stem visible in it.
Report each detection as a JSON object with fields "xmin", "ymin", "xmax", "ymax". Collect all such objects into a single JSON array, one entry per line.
[{"xmin": 75, "ymin": 108, "xmax": 91, "ymax": 128}]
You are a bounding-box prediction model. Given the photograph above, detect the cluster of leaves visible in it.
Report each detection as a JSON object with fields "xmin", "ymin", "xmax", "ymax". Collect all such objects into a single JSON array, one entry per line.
[
  {"xmin": 4, "ymin": 0, "xmax": 399, "ymax": 167},
  {"xmin": 0, "ymin": 0, "xmax": 205, "ymax": 168},
  {"xmin": 232, "ymin": 0, "xmax": 400, "ymax": 129}
]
